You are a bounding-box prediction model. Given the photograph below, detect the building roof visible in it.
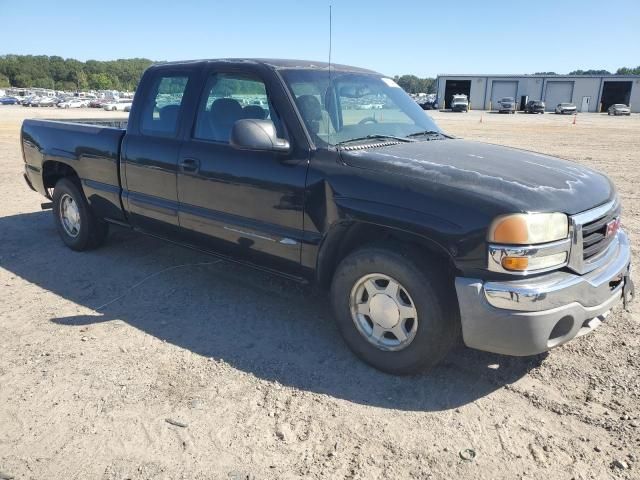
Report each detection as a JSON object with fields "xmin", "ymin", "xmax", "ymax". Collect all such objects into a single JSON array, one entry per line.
[{"xmin": 437, "ymin": 73, "xmax": 640, "ymax": 79}]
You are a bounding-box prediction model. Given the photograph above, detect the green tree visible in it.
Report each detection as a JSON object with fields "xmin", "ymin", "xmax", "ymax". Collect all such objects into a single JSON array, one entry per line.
[
  {"xmin": 616, "ymin": 66, "xmax": 640, "ymax": 75},
  {"xmin": 33, "ymin": 77, "xmax": 55, "ymax": 89},
  {"xmin": 0, "ymin": 54, "xmax": 154, "ymax": 91},
  {"xmin": 13, "ymin": 73, "xmax": 32, "ymax": 87},
  {"xmin": 88, "ymin": 73, "xmax": 113, "ymax": 90},
  {"xmin": 568, "ymin": 69, "xmax": 611, "ymax": 75},
  {"xmin": 394, "ymin": 74, "xmax": 436, "ymax": 94},
  {"xmin": 0, "ymin": 73, "xmax": 10, "ymax": 87},
  {"xmin": 74, "ymin": 70, "xmax": 88, "ymax": 90},
  {"xmin": 55, "ymin": 80, "xmax": 77, "ymax": 91}
]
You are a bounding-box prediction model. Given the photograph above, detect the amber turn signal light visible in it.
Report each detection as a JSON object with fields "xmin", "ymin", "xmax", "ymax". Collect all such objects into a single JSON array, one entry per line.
[{"xmin": 501, "ymin": 256, "xmax": 529, "ymax": 271}]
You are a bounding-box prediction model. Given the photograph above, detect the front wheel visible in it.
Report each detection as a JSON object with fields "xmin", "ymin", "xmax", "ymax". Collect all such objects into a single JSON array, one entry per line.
[
  {"xmin": 53, "ymin": 178, "xmax": 109, "ymax": 251},
  {"xmin": 330, "ymin": 245, "xmax": 459, "ymax": 374}
]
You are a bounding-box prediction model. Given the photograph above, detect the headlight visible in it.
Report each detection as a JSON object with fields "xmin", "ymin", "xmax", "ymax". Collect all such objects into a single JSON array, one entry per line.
[
  {"xmin": 487, "ymin": 212, "xmax": 571, "ymax": 274},
  {"xmin": 488, "ymin": 212, "xmax": 568, "ymax": 245}
]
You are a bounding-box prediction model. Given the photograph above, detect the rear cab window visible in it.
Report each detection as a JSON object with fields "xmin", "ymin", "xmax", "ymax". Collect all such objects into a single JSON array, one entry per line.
[{"xmin": 139, "ymin": 74, "xmax": 190, "ymax": 137}]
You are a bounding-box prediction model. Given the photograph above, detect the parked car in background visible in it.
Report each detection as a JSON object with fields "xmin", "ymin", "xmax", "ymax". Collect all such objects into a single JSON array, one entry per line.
[
  {"xmin": 419, "ymin": 100, "xmax": 436, "ymax": 110},
  {"xmin": 555, "ymin": 103, "xmax": 577, "ymax": 114},
  {"xmin": 103, "ymin": 99, "xmax": 133, "ymax": 111},
  {"xmin": 497, "ymin": 97, "xmax": 516, "ymax": 113},
  {"xmin": 450, "ymin": 94, "xmax": 469, "ymax": 112},
  {"xmin": 23, "ymin": 96, "xmax": 40, "ymax": 107},
  {"xmin": 21, "ymin": 96, "xmax": 36, "ymax": 106},
  {"xmin": 57, "ymin": 98, "xmax": 88, "ymax": 109},
  {"xmin": 89, "ymin": 98, "xmax": 109, "ymax": 108},
  {"xmin": 608, "ymin": 104, "xmax": 631, "ymax": 116},
  {"xmin": 29, "ymin": 97, "xmax": 57, "ymax": 107},
  {"xmin": 525, "ymin": 100, "xmax": 545, "ymax": 114},
  {"xmin": 0, "ymin": 96, "xmax": 21, "ymax": 105}
]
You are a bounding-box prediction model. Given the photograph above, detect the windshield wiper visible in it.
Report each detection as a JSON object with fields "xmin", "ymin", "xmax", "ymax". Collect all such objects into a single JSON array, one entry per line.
[
  {"xmin": 336, "ymin": 134, "xmax": 415, "ymax": 146},
  {"xmin": 406, "ymin": 130, "xmax": 448, "ymax": 138}
]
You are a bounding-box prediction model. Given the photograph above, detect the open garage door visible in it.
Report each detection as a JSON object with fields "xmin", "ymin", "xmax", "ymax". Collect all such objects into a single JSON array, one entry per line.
[
  {"xmin": 443, "ymin": 80, "xmax": 471, "ymax": 109},
  {"xmin": 490, "ymin": 81, "xmax": 517, "ymax": 110},
  {"xmin": 544, "ymin": 81, "xmax": 574, "ymax": 111},
  {"xmin": 600, "ymin": 81, "xmax": 632, "ymax": 111}
]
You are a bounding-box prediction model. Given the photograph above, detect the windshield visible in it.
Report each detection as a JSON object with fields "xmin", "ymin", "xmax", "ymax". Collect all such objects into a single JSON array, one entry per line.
[
  {"xmin": 280, "ymin": 70, "xmax": 441, "ymax": 146},
  {"xmin": 501, "ymin": 98, "xmax": 514, "ymax": 103}
]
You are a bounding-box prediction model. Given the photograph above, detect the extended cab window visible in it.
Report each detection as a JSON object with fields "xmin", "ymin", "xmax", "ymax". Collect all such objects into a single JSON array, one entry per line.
[
  {"xmin": 194, "ymin": 72, "xmax": 282, "ymax": 143},
  {"xmin": 140, "ymin": 75, "xmax": 189, "ymax": 137}
]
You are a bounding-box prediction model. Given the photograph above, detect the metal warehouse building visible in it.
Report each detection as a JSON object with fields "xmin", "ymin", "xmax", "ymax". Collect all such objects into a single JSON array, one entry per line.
[{"xmin": 436, "ymin": 74, "xmax": 640, "ymax": 112}]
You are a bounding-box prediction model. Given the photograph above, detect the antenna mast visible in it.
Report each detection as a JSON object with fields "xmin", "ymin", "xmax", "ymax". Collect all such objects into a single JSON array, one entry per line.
[
  {"xmin": 328, "ymin": 4, "xmax": 332, "ymax": 72},
  {"xmin": 328, "ymin": 3, "xmax": 333, "ymax": 142}
]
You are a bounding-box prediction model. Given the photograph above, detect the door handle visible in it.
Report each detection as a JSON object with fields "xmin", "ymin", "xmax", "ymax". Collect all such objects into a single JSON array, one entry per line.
[{"xmin": 180, "ymin": 158, "xmax": 200, "ymax": 173}]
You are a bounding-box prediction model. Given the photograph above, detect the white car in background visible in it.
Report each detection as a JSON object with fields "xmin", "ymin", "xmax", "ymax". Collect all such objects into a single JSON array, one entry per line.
[
  {"xmin": 497, "ymin": 97, "xmax": 517, "ymax": 113},
  {"xmin": 57, "ymin": 98, "xmax": 88, "ymax": 109},
  {"xmin": 607, "ymin": 104, "xmax": 631, "ymax": 116},
  {"xmin": 554, "ymin": 102, "xmax": 577, "ymax": 114},
  {"xmin": 103, "ymin": 99, "xmax": 133, "ymax": 112}
]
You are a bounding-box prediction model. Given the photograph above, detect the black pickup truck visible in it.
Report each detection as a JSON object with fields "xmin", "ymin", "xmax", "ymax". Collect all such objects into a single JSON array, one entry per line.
[{"xmin": 22, "ymin": 59, "xmax": 633, "ymax": 374}]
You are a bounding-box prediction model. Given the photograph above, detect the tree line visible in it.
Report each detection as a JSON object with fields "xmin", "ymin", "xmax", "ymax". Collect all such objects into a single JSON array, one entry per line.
[
  {"xmin": 535, "ymin": 67, "xmax": 640, "ymax": 76},
  {"xmin": 0, "ymin": 55, "xmax": 153, "ymax": 91},
  {"xmin": 0, "ymin": 54, "xmax": 638, "ymax": 94},
  {"xmin": 393, "ymin": 75, "xmax": 436, "ymax": 94}
]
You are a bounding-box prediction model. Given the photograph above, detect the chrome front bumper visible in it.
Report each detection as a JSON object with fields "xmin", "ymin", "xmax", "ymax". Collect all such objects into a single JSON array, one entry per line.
[{"xmin": 455, "ymin": 230, "xmax": 631, "ymax": 356}]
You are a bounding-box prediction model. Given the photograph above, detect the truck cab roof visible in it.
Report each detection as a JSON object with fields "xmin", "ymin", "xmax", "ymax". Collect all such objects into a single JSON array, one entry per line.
[{"xmin": 149, "ymin": 58, "xmax": 380, "ymax": 75}]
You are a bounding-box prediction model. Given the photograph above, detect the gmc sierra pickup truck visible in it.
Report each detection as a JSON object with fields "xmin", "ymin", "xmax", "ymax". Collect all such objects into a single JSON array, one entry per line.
[{"xmin": 21, "ymin": 59, "xmax": 633, "ymax": 375}]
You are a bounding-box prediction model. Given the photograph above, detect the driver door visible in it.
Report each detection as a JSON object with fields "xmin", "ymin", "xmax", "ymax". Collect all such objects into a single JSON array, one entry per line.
[{"xmin": 176, "ymin": 65, "xmax": 309, "ymax": 273}]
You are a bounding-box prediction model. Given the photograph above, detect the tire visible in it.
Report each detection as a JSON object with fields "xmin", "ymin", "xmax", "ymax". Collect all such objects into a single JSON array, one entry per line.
[
  {"xmin": 330, "ymin": 244, "xmax": 459, "ymax": 375},
  {"xmin": 52, "ymin": 177, "xmax": 108, "ymax": 251}
]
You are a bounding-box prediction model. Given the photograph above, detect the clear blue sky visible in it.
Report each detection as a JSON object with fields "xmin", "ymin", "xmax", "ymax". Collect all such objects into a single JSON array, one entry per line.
[{"xmin": 2, "ymin": 0, "xmax": 638, "ymax": 77}]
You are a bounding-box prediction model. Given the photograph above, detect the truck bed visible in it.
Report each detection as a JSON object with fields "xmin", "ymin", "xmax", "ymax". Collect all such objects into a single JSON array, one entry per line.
[
  {"xmin": 21, "ymin": 118, "xmax": 128, "ymax": 223},
  {"xmin": 56, "ymin": 118, "xmax": 129, "ymax": 129}
]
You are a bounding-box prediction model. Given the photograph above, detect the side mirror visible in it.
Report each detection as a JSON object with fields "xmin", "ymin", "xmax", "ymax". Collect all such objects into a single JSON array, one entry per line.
[{"xmin": 230, "ymin": 119, "xmax": 290, "ymax": 153}]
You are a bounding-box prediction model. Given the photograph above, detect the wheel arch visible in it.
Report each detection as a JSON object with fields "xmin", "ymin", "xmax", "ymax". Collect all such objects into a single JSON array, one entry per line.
[
  {"xmin": 316, "ymin": 220, "xmax": 457, "ymax": 289},
  {"xmin": 42, "ymin": 160, "xmax": 81, "ymax": 197}
]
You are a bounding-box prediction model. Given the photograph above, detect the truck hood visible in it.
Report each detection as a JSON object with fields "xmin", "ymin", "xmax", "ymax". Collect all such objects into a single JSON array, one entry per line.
[{"xmin": 340, "ymin": 139, "xmax": 614, "ymax": 215}]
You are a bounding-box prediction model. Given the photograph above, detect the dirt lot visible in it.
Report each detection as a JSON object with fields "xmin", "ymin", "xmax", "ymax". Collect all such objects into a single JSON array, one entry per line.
[{"xmin": 1, "ymin": 106, "xmax": 639, "ymax": 480}]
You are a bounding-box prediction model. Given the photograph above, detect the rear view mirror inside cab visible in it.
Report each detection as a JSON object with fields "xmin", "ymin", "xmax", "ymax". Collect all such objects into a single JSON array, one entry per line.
[{"xmin": 339, "ymin": 85, "xmax": 373, "ymax": 98}]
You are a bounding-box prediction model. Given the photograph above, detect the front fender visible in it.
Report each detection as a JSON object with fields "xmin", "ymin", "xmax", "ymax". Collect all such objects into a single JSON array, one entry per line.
[{"xmin": 312, "ymin": 196, "xmax": 466, "ymax": 287}]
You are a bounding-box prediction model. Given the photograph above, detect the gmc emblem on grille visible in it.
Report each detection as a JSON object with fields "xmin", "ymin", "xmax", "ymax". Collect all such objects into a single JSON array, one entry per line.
[{"xmin": 606, "ymin": 218, "xmax": 621, "ymax": 238}]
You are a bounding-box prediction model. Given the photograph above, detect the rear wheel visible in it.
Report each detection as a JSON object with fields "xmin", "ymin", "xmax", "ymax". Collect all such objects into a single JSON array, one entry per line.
[
  {"xmin": 53, "ymin": 178, "xmax": 108, "ymax": 251},
  {"xmin": 330, "ymin": 245, "xmax": 459, "ymax": 375}
]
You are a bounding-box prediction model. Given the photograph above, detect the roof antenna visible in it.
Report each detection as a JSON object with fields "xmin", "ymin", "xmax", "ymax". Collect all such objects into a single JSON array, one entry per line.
[
  {"xmin": 328, "ymin": 3, "xmax": 333, "ymax": 143},
  {"xmin": 328, "ymin": 4, "xmax": 333, "ymax": 73}
]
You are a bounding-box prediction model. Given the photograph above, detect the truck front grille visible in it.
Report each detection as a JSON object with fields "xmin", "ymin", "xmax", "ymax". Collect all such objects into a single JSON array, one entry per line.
[{"xmin": 581, "ymin": 207, "xmax": 619, "ymax": 261}]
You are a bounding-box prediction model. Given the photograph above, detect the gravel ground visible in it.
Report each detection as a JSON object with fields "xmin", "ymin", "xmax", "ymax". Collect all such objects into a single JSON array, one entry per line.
[{"xmin": 0, "ymin": 106, "xmax": 639, "ymax": 480}]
